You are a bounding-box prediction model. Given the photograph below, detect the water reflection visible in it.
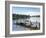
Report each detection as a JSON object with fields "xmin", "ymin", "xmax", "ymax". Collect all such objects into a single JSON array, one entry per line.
[{"xmin": 12, "ymin": 17, "xmax": 40, "ymax": 31}]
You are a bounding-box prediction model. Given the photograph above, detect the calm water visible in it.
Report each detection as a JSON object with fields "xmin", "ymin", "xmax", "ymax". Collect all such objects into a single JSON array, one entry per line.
[
  {"xmin": 30, "ymin": 17, "xmax": 40, "ymax": 22},
  {"xmin": 12, "ymin": 17, "xmax": 40, "ymax": 31}
]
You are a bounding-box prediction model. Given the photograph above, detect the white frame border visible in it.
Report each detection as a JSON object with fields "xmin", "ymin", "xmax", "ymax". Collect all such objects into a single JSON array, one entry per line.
[{"xmin": 10, "ymin": 4, "xmax": 43, "ymax": 34}]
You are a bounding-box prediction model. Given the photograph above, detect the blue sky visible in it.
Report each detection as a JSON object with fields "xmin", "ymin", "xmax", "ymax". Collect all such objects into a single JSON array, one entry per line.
[{"xmin": 12, "ymin": 7, "xmax": 40, "ymax": 15}]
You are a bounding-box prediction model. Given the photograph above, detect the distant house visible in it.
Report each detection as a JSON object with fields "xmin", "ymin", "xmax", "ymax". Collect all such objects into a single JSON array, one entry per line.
[{"xmin": 13, "ymin": 14, "xmax": 31, "ymax": 25}]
